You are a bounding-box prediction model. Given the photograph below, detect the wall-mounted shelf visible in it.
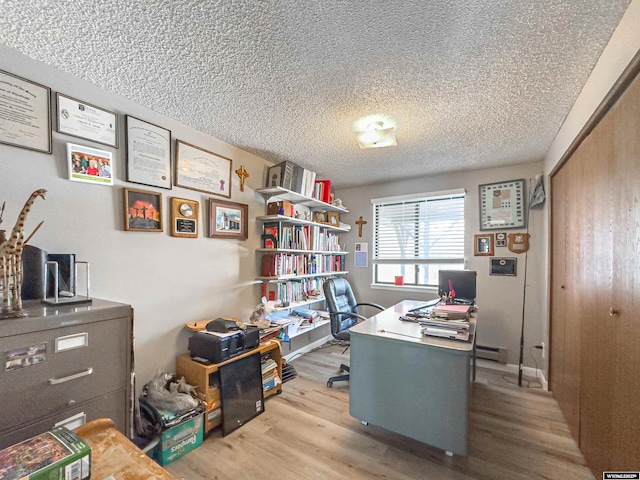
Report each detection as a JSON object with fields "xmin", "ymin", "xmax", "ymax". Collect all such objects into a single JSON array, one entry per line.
[
  {"xmin": 257, "ymin": 271, "xmax": 349, "ymax": 282},
  {"xmin": 256, "ymin": 248, "xmax": 348, "ymax": 255},
  {"xmin": 256, "ymin": 214, "xmax": 349, "ymax": 232},
  {"xmin": 256, "ymin": 186, "xmax": 348, "ymax": 213}
]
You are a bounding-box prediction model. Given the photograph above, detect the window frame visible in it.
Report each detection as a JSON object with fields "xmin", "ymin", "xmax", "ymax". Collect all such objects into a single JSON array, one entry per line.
[{"xmin": 371, "ymin": 189, "xmax": 466, "ymax": 288}]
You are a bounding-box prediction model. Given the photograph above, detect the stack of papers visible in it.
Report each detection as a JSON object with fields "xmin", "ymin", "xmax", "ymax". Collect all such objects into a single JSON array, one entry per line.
[{"xmin": 422, "ymin": 303, "xmax": 471, "ymax": 341}]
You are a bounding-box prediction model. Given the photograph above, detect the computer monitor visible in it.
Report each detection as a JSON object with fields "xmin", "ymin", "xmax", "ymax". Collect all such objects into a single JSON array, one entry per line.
[{"xmin": 438, "ymin": 270, "xmax": 477, "ymax": 304}]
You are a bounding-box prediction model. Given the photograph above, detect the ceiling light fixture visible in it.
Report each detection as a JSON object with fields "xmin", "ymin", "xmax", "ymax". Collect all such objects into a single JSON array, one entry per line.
[{"xmin": 355, "ymin": 119, "xmax": 397, "ymax": 149}]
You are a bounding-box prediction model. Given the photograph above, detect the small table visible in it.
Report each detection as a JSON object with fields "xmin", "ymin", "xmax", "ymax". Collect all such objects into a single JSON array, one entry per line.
[
  {"xmin": 75, "ymin": 418, "xmax": 174, "ymax": 479},
  {"xmin": 349, "ymin": 300, "xmax": 477, "ymax": 456}
]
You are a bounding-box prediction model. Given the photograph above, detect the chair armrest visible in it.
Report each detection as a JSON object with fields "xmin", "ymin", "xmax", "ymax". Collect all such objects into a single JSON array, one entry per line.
[
  {"xmin": 356, "ymin": 302, "xmax": 385, "ymax": 311},
  {"xmin": 328, "ymin": 311, "xmax": 369, "ymax": 322}
]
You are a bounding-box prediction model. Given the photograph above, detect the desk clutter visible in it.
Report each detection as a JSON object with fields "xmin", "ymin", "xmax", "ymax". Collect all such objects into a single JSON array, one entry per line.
[{"xmin": 400, "ymin": 302, "xmax": 474, "ymax": 341}]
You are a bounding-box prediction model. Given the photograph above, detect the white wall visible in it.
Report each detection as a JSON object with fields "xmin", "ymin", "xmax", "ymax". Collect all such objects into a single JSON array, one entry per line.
[
  {"xmin": 336, "ymin": 161, "xmax": 547, "ymax": 369},
  {"xmin": 0, "ymin": 45, "xmax": 271, "ymax": 388}
]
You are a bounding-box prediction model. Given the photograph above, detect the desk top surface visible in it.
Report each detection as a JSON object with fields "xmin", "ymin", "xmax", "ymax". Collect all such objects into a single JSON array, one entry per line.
[
  {"xmin": 349, "ymin": 300, "xmax": 476, "ymax": 353},
  {"xmin": 75, "ymin": 418, "xmax": 174, "ymax": 480}
]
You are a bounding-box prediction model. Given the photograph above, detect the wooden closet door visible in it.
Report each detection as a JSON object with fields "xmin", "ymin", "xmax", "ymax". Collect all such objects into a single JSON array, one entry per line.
[
  {"xmin": 609, "ymin": 75, "xmax": 640, "ymax": 469},
  {"xmin": 550, "ymin": 162, "xmax": 582, "ymax": 439},
  {"xmin": 549, "ymin": 169, "xmax": 567, "ymax": 399},
  {"xmin": 578, "ymin": 90, "xmax": 616, "ymax": 473}
]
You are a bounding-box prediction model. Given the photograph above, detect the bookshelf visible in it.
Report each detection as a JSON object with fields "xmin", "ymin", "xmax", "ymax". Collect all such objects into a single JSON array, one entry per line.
[{"xmin": 256, "ymin": 184, "xmax": 349, "ymax": 359}]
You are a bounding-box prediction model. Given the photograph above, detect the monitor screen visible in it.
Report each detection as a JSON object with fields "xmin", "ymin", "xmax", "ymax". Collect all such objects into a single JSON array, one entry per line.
[{"xmin": 438, "ymin": 270, "xmax": 477, "ymax": 304}]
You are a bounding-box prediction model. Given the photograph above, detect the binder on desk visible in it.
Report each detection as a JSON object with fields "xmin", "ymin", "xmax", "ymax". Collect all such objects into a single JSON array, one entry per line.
[
  {"xmin": 422, "ymin": 325, "xmax": 470, "ymax": 341},
  {"xmin": 431, "ymin": 304, "xmax": 471, "ymax": 319}
]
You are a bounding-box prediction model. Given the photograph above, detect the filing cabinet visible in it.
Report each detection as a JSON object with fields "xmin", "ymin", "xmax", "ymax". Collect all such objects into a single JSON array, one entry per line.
[{"xmin": 0, "ymin": 298, "xmax": 132, "ymax": 448}]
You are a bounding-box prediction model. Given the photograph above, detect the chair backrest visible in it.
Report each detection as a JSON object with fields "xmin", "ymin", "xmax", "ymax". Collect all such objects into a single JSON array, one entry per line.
[{"xmin": 323, "ymin": 278, "xmax": 359, "ymax": 341}]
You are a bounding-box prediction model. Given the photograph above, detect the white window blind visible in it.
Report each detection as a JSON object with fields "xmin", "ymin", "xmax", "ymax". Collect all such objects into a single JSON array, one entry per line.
[{"xmin": 371, "ymin": 190, "xmax": 465, "ymax": 286}]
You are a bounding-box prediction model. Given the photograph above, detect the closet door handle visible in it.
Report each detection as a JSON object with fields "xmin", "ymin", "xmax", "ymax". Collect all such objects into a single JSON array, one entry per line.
[
  {"xmin": 49, "ymin": 367, "xmax": 93, "ymax": 385},
  {"xmin": 609, "ymin": 307, "xmax": 619, "ymax": 316}
]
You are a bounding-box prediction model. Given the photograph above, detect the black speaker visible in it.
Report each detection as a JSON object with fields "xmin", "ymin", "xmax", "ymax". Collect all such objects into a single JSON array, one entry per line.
[{"xmin": 21, "ymin": 245, "xmax": 48, "ymax": 300}]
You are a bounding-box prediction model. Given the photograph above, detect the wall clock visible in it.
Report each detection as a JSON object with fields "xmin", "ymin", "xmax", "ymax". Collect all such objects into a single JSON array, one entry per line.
[
  {"xmin": 170, "ymin": 197, "xmax": 199, "ymax": 238},
  {"xmin": 478, "ymin": 179, "xmax": 526, "ymax": 230}
]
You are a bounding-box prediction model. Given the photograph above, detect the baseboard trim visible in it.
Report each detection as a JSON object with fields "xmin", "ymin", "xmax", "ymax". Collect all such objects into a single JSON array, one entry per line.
[
  {"xmin": 476, "ymin": 359, "xmax": 548, "ymax": 390},
  {"xmin": 284, "ymin": 335, "xmax": 332, "ymax": 362}
]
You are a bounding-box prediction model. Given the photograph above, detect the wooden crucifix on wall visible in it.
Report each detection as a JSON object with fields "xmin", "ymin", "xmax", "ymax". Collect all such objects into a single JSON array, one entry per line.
[
  {"xmin": 235, "ymin": 165, "xmax": 249, "ymax": 192},
  {"xmin": 355, "ymin": 216, "xmax": 367, "ymax": 237}
]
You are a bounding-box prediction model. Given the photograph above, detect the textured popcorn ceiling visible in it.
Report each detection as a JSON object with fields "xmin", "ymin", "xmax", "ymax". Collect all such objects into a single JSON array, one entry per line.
[{"xmin": 0, "ymin": 1, "xmax": 631, "ymax": 188}]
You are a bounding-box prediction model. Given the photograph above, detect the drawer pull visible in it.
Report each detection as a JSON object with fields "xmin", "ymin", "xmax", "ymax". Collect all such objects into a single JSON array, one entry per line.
[{"xmin": 49, "ymin": 367, "xmax": 93, "ymax": 385}]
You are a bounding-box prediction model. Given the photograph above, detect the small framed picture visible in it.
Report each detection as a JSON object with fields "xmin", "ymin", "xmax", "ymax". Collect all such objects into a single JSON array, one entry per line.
[
  {"xmin": 490, "ymin": 257, "xmax": 517, "ymax": 276},
  {"xmin": 495, "ymin": 232, "xmax": 507, "ymax": 247},
  {"xmin": 209, "ymin": 199, "xmax": 248, "ymax": 240},
  {"xmin": 474, "ymin": 233, "xmax": 494, "ymax": 256},
  {"xmin": 123, "ymin": 188, "xmax": 163, "ymax": 232},
  {"xmin": 327, "ymin": 212, "xmax": 340, "ymax": 227},
  {"xmin": 67, "ymin": 143, "xmax": 113, "ymax": 186}
]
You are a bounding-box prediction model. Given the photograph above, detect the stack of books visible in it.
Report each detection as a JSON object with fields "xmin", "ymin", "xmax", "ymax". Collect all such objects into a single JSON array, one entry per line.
[
  {"xmin": 421, "ymin": 303, "xmax": 471, "ymax": 341},
  {"xmin": 261, "ymin": 356, "xmax": 281, "ymax": 393}
]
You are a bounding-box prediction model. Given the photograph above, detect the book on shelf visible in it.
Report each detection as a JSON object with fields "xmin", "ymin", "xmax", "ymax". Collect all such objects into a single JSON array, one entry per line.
[
  {"xmin": 313, "ymin": 179, "xmax": 332, "ymax": 204},
  {"xmin": 290, "ymin": 308, "xmax": 319, "ymax": 322},
  {"xmin": 267, "ymin": 160, "xmax": 299, "ymax": 190},
  {"xmin": 290, "ymin": 164, "xmax": 305, "ymax": 194},
  {"xmin": 262, "ymin": 222, "xmax": 280, "ymax": 248},
  {"xmin": 261, "ymin": 253, "xmax": 278, "ymax": 276}
]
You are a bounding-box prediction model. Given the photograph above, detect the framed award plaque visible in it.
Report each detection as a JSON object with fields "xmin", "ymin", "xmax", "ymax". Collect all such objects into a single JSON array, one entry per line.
[
  {"xmin": 170, "ymin": 197, "xmax": 199, "ymax": 238},
  {"xmin": 478, "ymin": 179, "xmax": 526, "ymax": 230}
]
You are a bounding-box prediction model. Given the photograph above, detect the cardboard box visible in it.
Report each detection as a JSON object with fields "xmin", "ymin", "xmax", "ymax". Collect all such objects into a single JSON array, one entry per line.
[
  {"xmin": 152, "ymin": 412, "xmax": 204, "ymax": 466},
  {"xmin": 267, "ymin": 201, "xmax": 294, "ymax": 217},
  {"xmin": 0, "ymin": 426, "xmax": 91, "ymax": 480}
]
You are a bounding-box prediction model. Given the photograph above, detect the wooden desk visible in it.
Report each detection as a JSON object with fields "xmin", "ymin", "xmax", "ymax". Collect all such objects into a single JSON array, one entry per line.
[
  {"xmin": 75, "ymin": 418, "xmax": 174, "ymax": 479},
  {"xmin": 349, "ymin": 300, "xmax": 476, "ymax": 456}
]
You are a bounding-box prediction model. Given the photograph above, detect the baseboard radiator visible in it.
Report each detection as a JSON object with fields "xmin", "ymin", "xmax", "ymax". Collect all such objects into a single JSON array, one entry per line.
[{"xmin": 475, "ymin": 344, "xmax": 508, "ymax": 363}]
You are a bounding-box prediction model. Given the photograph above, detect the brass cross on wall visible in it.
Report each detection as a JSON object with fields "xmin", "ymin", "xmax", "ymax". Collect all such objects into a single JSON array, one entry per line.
[{"xmin": 355, "ymin": 216, "xmax": 367, "ymax": 237}]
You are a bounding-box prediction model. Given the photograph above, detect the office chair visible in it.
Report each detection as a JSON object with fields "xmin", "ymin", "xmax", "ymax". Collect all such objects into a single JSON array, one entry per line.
[{"xmin": 323, "ymin": 278, "xmax": 384, "ymax": 387}]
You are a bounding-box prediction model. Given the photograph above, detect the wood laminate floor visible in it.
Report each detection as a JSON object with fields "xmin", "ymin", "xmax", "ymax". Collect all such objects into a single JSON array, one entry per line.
[{"xmin": 166, "ymin": 343, "xmax": 594, "ymax": 480}]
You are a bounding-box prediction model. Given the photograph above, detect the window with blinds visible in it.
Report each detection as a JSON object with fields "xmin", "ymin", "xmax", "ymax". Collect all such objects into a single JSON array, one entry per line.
[{"xmin": 372, "ymin": 189, "xmax": 465, "ymax": 287}]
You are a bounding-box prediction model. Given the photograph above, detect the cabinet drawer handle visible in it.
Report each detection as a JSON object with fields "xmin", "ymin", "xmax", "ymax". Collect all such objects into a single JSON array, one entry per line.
[
  {"xmin": 48, "ymin": 367, "xmax": 93, "ymax": 385},
  {"xmin": 609, "ymin": 307, "xmax": 619, "ymax": 316}
]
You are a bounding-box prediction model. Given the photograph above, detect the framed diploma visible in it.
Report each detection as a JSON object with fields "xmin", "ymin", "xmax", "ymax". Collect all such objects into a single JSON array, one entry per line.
[
  {"xmin": 175, "ymin": 140, "xmax": 232, "ymax": 198},
  {"xmin": 478, "ymin": 178, "xmax": 526, "ymax": 230},
  {"xmin": 125, "ymin": 115, "xmax": 172, "ymax": 189},
  {"xmin": 56, "ymin": 93, "xmax": 118, "ymax": 147},
  {"xmin": 0, "ymin": 70, "xmax": 52, "ymax": 153}
]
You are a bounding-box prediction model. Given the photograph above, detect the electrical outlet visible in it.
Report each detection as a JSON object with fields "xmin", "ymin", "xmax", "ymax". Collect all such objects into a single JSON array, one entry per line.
[{"xmin": 541, "ymin": 341, "xmax": 545, "ymax": 359}]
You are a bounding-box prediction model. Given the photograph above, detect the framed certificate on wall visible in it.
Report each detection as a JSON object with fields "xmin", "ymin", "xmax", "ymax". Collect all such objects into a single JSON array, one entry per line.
[{"xmin": 478, "ymin": 179, "xmax": 526, "ymax": 230}]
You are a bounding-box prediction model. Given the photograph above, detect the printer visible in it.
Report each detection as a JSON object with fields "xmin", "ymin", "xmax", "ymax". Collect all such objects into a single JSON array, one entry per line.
[{"xmin": 188, "ymin": 319, "xmax": 260, "ymax": 363}]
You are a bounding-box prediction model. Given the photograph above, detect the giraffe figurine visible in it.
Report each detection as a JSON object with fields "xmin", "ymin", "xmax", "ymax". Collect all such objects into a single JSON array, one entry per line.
[{"xmin": 0, "ymin": 188, "xmax": 46, "ymax": 317}]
